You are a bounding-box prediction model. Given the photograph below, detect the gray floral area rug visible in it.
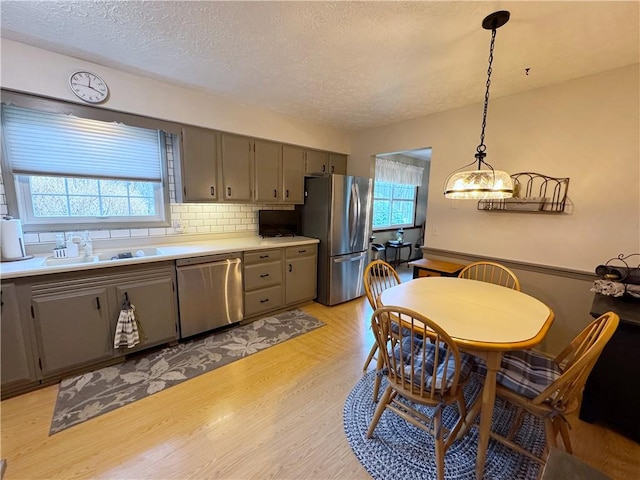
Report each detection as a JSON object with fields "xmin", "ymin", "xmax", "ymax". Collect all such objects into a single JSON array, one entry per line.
[{"xmin": 51, "ymin": 309, "xmax": 324, "ymax": 435}]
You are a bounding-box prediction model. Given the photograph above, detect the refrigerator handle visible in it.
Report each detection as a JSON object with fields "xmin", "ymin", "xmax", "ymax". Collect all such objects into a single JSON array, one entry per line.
[
  {"xmin": 349, "ymin": 182, "xmax": 358, "ymax": 250},
  {"xmin": 354, "ymin": 181, "xmax": 361, "ymax": 247}
]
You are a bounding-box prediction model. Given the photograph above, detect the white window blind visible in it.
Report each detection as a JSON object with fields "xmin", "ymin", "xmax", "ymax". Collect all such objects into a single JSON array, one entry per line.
[
  {"xmin": 2, "ymin": 104, "xmax": 162, "ymax": 182},
  {"xmin": 375, "ymin": 158, "xmax": 424, "ymax": 186}
]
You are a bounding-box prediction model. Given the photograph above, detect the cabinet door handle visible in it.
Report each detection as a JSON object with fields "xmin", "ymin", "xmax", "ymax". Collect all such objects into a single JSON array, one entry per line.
[
  {"xmin": 286, "ymin": 189, "xmax": 290, "ymax": 198},
  {"xmin": 273, "ymin": 189, "xmax": 277, "ymax": 198},
  {"xmin": 288, "ymin": 263, "xmax": 293, "ymax": 272},
  {"xmin": 331, "ymin": 165, "xmax": 335, "ymax": 173},
  {"xmin": 259, "ymin": 254, "xmax": 269, "ymax": 259},
  {"xmin": 210, "ymin": 186, "xmax": 215, "ymax": 196},
  {"xmin": 260, "ymin": 298, "xmax": 270, "ymax": 303},
  {"xmin": 260, "ymin": 273, "xmax": 270, "ymax": 278},
  {"xmin": 322, "ymin": 164, "xmax": 326, "ymax": 173},
  {"xmin": 96, "ymin": 297, "xmax": 101, "ymax": 310},
  {"xmin": 227, "ymin": 187, "xmax": 232, "ymax": 197},
  {"xmin": 298, "ymin": 249, "xmax": 307, "ymax": 253}
]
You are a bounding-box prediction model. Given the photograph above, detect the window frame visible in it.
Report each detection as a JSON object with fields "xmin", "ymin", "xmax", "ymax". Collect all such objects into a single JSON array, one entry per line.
[
  {"xmin": 1, "ymin": 90, "xmax": 179, "ymax": 233},
  {"xmin": 372, "ymin": 181, "xmax": 418, "ymax": 232}
]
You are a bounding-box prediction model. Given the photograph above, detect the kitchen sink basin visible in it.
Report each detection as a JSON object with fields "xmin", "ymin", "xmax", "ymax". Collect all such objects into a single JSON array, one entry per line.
[
  {"xmin": 42, "ymin": 255, "xmax": 99, "ymax": 266},
  {"xmin": 42, "ymin": 247, "xmax": 163, "ymax": 267},
  {"xmin": 96, "ymin": 247, "xmax": 163, "ymax": 262}
]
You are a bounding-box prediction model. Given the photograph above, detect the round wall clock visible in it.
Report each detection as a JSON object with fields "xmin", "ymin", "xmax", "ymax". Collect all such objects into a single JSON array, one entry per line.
[{"xmin": 69, "ymin": 70, "xmax": 109, "ymax": 104}]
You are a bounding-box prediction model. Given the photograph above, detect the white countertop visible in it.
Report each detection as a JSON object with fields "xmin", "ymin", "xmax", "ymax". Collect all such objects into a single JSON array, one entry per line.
[{"xmin": 0, "ymin": 235, "xmax": 319, "ymax": 279}]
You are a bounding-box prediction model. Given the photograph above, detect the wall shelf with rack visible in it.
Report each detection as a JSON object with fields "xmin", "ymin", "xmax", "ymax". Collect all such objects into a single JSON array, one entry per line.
[{"xmin": 478, "ymin": 172, "xmax": 569, "ymax": 213}]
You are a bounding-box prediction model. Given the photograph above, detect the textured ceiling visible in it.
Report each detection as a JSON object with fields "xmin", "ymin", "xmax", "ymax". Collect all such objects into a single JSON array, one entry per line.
[{"xmin": 1, "ymin": 1, "xmax": 639, "ymax": 130}]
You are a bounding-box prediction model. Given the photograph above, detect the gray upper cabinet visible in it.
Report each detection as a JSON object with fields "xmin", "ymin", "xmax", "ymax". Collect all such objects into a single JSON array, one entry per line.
[
  {"xmin": 254, "ymin": 139, "xmax": 282, "ymax": 203},
  {"xmin": 1, "ymin": 283, "xmax": 37, "ymax": 397},
  {"xmin": 329, "ymin": 153, "xmax": 348, "ymax": 175},
  {"xmin": 221, "ymin": 133, "xmax": 253, "ymax": 201},
  {"xmin": 282, "ymin": 145, "xmax": 305, "ymax": 204},
  {"xmin": 178, "ymin": 123, "xmax": 345, "ymax": 203},
  {"xmin": 180, "ymin": 126, "xmax": 219, "ymax": 201},
  {"xmin": 305, "ymin": 149, "xmax": 330, "ymax": 176}
]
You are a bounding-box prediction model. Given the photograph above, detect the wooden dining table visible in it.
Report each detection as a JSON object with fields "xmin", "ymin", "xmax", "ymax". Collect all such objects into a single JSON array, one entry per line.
[{"xmin": 379, "ymin": 276, "xmax": 555, "ymax": 480}]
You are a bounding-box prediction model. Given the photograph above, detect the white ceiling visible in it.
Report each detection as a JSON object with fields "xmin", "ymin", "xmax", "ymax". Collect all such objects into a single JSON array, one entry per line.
[{"xmin": 1, "ymin": 1, "xmax": 638, "ymax": 130}]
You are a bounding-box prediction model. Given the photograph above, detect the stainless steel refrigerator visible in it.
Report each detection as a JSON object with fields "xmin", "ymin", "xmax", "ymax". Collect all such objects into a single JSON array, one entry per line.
[{"xmin": 298, "ymin": 174, "xmax": 373, "ymax": 306}]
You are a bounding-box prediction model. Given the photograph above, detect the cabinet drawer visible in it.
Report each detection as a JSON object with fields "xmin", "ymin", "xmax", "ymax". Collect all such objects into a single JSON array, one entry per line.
[
  {"xmin": 285, "ymin": 244, "xmax": 317, "ymax": 259},
  {"xmin": 245, "ymin": 285, "xmax": 283, "ymax": 317},
  {"xmin": 244, "ymin": 249, "xmax": 282, "ymax": 265},
  {"xmin": 244, "ymin": 261, "xmax": 282, "ymax": 291}
]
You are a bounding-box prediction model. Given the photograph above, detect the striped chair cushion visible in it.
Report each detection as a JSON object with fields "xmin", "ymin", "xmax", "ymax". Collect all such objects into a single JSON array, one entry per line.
[
  {"xmin": 475, "ymin": 350, "xmax": 562, "ymax": 399},
  {"xmin": 393, "ymin": 340, "xmax": 475, "ymax": 390}
]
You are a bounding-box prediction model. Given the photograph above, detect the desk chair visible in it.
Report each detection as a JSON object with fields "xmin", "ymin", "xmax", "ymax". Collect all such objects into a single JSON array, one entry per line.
[
  {"xmin": 363, "ymin": 260, "xmax": 401, "ymax": 401},
  {"xmin": 367, "ymin": 306, "xmax": 475, "ymax": 480},
  {"xmin": 458, "ymin": 261, "xmax": 521, "ymax": 291},
  {"xmin": 475, "ymin": 311, "xmax": 619, "ymax": 466}
]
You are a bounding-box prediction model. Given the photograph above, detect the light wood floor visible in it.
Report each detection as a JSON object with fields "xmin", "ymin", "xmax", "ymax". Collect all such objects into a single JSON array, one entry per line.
[{"xmin": 1, "ymin": 290, "xmax": 639, "ymax": 479}]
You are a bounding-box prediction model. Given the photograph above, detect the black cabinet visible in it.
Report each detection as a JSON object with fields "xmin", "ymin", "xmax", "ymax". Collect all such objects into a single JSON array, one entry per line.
[{"xmin": 579, "ymin": 294, "xmax": 640, "ymax": 443}]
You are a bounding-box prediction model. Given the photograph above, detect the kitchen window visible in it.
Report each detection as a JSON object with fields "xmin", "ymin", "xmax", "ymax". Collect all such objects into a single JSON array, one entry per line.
[{"xmin": 1, "ymin": 91, "xmax": 178, "ymax": 232}]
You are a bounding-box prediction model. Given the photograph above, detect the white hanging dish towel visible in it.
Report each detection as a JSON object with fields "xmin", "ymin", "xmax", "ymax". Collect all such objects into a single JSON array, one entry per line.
[{"xmin": 113, "ymin": 294, "xmax": 141, "ymax": 348}]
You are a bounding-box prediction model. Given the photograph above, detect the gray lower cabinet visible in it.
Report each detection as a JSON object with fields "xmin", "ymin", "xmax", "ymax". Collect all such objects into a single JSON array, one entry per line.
[
  {"xmin": 32, "ymin": 286, "xmax": 113, "ymax": 378},
  {"xmin": 244, "ymin": 249, "xmax": 284, "ymax": 317},
  {"xmin": 111, "ymin": 267, "xmax": 178, "ymax": 356},
  {"xmin": 285, "ymin": 245, "xmax": 318, "ymax": 305},
  {"xmin": 1, "ymin": 283, "xmax": 38, "ymax": 397},
  {"xmin": 29, "ymin": 263, "xmax": 178, "ymax": 380}
]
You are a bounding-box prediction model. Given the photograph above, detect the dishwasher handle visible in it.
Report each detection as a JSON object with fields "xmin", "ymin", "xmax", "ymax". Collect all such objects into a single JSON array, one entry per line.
[{"xmin": 176, "ymin": 253, "xmax": 242, "ymax": 267}]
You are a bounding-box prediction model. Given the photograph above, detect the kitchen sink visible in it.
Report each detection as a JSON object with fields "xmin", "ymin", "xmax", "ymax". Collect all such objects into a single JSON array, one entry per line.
[
  {"xmin": 42, "ymin": 255, "xmax": 99, "ymax": 266},
  {"xmin": 42, "ymin": 247, "xmax": 163, "ymax": 267},
  {"xmin": 96, "ymin": 247, "xmax": 163, "ymax": 262}
]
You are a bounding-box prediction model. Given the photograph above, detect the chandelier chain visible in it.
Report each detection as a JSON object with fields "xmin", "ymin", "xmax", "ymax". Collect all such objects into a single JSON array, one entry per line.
[{"xmin": 477, "ymin": 27, "xmax": 497, "ymax": 155}]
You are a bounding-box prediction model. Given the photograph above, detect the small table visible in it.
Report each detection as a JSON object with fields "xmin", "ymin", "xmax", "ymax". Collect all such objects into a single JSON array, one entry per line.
[
  {"xmin": 380, "ymin": 277, "xmax": 554, "ymax": 480},
  {"xmin": 408, "ymin": 257, "xmax": 465, "ymax": 279},
  {"xmin": 385, "ymin": 241, "xmax": 412, "ymax": 267}
]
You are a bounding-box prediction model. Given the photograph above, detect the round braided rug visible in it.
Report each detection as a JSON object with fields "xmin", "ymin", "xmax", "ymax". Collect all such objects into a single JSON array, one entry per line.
[{"xmin": 343, "ymin": 372, "xmax": 545, "ymax": 480}]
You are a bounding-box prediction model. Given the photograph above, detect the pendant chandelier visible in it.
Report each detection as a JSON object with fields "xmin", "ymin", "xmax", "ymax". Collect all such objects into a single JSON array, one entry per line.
[{"xmin": 444, "ymin": 11, "xmax": 514, "ymax": 200}]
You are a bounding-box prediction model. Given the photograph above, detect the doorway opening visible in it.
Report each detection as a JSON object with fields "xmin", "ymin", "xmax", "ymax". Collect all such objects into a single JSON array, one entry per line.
[{"xmin": 371, "ymin": 148, "xmax": 431, "ymax": 265}]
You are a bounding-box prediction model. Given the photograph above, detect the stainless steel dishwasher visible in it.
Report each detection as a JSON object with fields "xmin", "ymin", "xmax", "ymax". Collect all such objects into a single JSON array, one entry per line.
[{"xmin": 176, "ymin": 253, "xmax": 243, "ymax": 338}]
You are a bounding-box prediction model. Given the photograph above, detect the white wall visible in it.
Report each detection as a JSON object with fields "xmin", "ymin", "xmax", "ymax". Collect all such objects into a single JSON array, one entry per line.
[
  {"xmin": 0, "ymin": 40, "xmax": 351, "ymax": 152},
  {"xmin": 349, "ymin": 65, "xmax": 640, "ymax": 272},
  {"xmin": 0, "ymin": 40, "xmax": 351, "ymax": 247}
]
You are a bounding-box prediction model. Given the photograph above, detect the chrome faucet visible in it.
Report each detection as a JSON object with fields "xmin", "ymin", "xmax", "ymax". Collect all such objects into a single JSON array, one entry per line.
[
  {"xmin": 69, "ymin": 231, "xmax": 93, "ymax": 257},
  {"xmin": 81, "ymin": 231, "xmax": 93, "ymax": 256}
]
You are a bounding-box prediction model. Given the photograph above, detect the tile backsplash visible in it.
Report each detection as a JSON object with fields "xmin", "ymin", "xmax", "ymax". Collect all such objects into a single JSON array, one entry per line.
[{"xmin": 0, "ymin": 134, "xmax": 293, "ymax": 247}]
